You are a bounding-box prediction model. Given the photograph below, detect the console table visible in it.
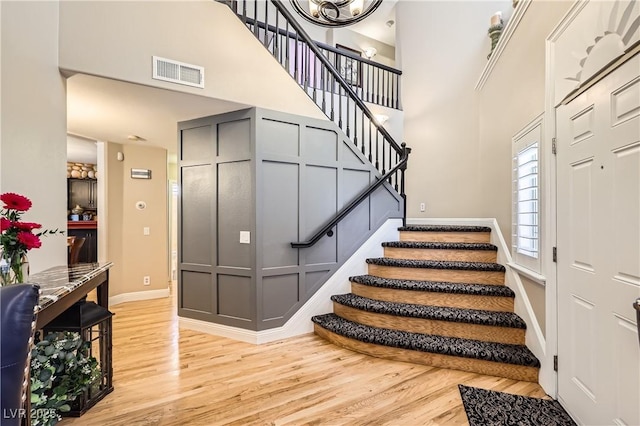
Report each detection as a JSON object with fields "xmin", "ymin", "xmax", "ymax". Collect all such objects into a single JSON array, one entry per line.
[
  {"xmin": 23, "ymin": 262, "xmax": 113, "ymax": 426},
  {"xmin": 33, "ymin": 262, "xmax": 112, "ymax": 329}
]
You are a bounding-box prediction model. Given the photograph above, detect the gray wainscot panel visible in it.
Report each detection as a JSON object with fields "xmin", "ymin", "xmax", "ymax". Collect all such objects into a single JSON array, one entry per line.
[
  {"xmin": 218, "ymin": 274, "xmax": 252, "ymax": 321},
  {"xmin": 262, "ymin": 119, "xmax": 299, "ymax": 157},
  {"xmin": 218, "ymin": 118, "xmax": 251, "ymax": 158},
  {"xmin": 181, "ymin": 165, "xmax": 212, "ymax": 266},
  {"xmin": 179, "ymin": 107, "xmax": 403, "ymax": 332},
  {"xmin": 181, "ymin": 125, "xmax": 213, "ymax": 162},
  {"xmin": 217, "ymin": 160, "xmax": 252, "ymax": 269},
  {"xmin": 262, "ymin": 274, "xmax": 299, "ymax": 320},
  {"xmin": 262, "ymin": 161, "xmax": 299, "ymax": 268},
  {"xmin": 181, "ymin": 271, "xmax": 214, "ymax": 316},
  {"xmin": 304, "ymin": 165, "xmax": 338, "ymax": 265}
]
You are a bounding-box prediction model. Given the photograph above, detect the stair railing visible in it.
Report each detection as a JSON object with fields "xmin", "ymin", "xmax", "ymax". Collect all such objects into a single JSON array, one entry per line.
[{"xmin": 220, "ymin": 0, "xmax": 411, "ymax": 247}]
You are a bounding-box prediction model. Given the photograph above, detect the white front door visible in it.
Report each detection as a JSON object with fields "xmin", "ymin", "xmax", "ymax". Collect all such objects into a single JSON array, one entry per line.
[{"xmin": 557, "ymin": 53, "xmax": 640, "ymax": 425}]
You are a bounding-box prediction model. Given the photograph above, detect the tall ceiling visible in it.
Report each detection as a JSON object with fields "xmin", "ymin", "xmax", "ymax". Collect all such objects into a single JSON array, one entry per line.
[
  {"xmin": 349, "ymin": 0, "xmax": 397, "ymax": 46},
  {"xmin": 66, "ymin": 0, "xmax": 397, "ymax": 164}
]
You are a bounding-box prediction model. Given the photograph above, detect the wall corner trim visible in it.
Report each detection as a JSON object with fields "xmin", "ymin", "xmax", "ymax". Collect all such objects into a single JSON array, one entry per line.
[
  {"xmin": 109, "ymin": 287, "xmax": 170, "ymax": 306},
  {"xmin": 475, "ymin": 0, "xmax": 532, "ymax": 91}
]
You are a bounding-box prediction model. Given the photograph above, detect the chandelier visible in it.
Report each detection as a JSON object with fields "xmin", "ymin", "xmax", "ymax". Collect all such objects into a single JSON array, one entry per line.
[{"xmin": 290, "ymin": 0, "xmax": 383, "ymax": 27}]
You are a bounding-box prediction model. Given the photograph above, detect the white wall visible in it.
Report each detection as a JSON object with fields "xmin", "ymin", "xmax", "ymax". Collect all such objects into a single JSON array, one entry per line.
[
  {"xmin": 0, "ymin": 1, "xmax": 67, "ymax": 272},
  {"xmin": 330, "ymin": 28, "xmax": 396, "ymax": 67},
  {"xmin": 396, "ymin": 0, "xmax": 510, "ymax": 219},
  {"xmin": 477, "ymin": 0, "xmax": 572, "ymax": 242}
]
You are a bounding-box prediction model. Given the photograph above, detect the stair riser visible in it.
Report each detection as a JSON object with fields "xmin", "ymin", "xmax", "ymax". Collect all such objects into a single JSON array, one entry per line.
[
  {"xmin": 384, "ymin": 247, "xmax": 497, "ymax": 263},
  {"xmin": 333, "ymin": 303, "xmax": 525, "ymax": 345},
  {"xmin": 368, "ymin": 264, "xmax": 505, "ymax": 285},
  {"xmin": 350, "ymin": 283, "xmax": 515, "ymax": 312},
  {"xmin": 314, "ymin": 325, "xmax": 539, "ymax": 382},
  {"xmin": 400, "ymin": 231, "xmax": 491, "ymax": 243}
]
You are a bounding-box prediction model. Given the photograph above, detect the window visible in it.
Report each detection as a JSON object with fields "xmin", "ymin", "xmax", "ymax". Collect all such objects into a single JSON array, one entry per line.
[{"xmin": 512, "ymin": 115, "xmax": 543, "ymax": 274}]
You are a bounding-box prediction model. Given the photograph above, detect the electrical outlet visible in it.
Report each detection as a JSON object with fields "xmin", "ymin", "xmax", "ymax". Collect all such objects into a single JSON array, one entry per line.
[
  {"xmin": 143, "ymin": 227, "xmax": 150, "ymax": 235},
  {"xmin": 143, "ymin": 276, "xmax": 150, "ymax": 286},
  {"xmin": 420, "ymin": 202, "xmax": 426, "ymax": 212}
]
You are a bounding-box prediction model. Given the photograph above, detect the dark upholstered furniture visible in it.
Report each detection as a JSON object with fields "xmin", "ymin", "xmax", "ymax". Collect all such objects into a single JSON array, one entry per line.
[{"xmin": 0, "ymin": 284, "xmax": 39, "ymax": 426}]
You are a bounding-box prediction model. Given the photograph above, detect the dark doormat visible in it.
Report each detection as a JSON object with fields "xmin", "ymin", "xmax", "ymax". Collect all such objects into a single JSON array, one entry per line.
[{"xmin": 458, "ymin": 384, "xmax": 576, "ymax": 426}]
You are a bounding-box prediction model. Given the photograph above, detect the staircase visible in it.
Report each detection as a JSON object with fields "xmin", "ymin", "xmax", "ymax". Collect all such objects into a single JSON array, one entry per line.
[{"xmin": 312, "ymin": 225, "xmax": 540, "ymax": 382}]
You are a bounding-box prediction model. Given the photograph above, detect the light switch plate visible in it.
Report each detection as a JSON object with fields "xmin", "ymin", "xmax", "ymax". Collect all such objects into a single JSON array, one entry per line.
[
  {"xmin": 143, "ymin": 227, "xmax": 150, "ymax": 235},
  {"xmin": 239, "ymin": 231, "xmax": 251, "ymax": 244}
]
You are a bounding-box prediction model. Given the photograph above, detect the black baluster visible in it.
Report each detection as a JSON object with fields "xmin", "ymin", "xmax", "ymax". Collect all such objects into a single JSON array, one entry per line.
[
  {"xmin": 386, "ymin": 72, "xmax": 390, "ymax": 107},
  {"xmin": 321, "ymin": 59, "xmax": 326, "ymax": 114},
  {"xmin": 242, "ymin": 0, "xmax": 247, "ymax": 24},
  {"xmin": 338, "ymin": 83, "xmax": 343, "ymax": 129},
  {"xmin": 361, "ymin": 111, "xmax": 365, "ymax": 155},
  {"xmin": 376, "ymin": 68, "xmax": 380, "ymax": 105},
  {"xmin": 275, "ymin": 11, "xmax": 280, "ymax": 61},
  {"xmin": 330, "ymin": 64, "xmax": 335, "ymax": 121},
  {"xmin": 346, "ymin": 95, "xmax": 350, "ymax": 138},
  {"xmin": 285, "ymin": 21, "xmax": 290, "ymax": 71},
  {"xmin": 381, "ymin": 135, "xmax": 386, "ymax": 175},
  {"xmin": 388, "ymin": 144, "xmax": 392, "ymax": 184},
  {"xmin": 368, "ymin": 118, "xmax": 372, "ymax": 162},
  {"xmin": 353, "ymin": 105, "xmax": 358, "ymax": 148},
  {"xmin": 312, "ymin": 51, "xmax": 317, "ymax": 102},
  {"xmin": 391, "ymin": 74, "xmax": 395, "ymax": 110},
  {"xmin": 293, "ymin": 33, "xmax": 298, "ymax": 83},
  {"xmin": 394, "ymin": 151, "xmax": 399, "ymax": 190},
  {"xmin": 375, "ymin": 129, "xmax": 379, "ymax": 171},
  {"xmin": 265, "ymin": 2, "xmax": 270, "ymax": 47},
  {"xmin": 396, "ymin": 73, "xmax": 402, "ymax": 110}
]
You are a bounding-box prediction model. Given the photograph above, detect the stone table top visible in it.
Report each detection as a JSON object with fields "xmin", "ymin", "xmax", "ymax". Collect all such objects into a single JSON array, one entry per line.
[{"xmin": 26, "ymin": 262, "xmax": 113, "ymax": 312}]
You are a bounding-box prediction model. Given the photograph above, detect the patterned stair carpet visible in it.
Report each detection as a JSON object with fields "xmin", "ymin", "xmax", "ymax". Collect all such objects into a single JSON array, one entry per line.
[
  {"xmin": 350, "ymin": 275, "xmax": 515, "ymax": 297},
  {"xmin": 398, "ymin": 225, "xmax": 492, "ymax": 232},
  {"xmin": 458, "ymin": 385, "xmax": 576, "ymax": 426},
  {"xmin": 312, "ymin": 314, "xmax": 539, "ymax": 367},
  {"xmin": 366, "ymin": 258, "xmax": 506, "ymax": 271},
  {"xmin": 382, "ymin": 241, "xmax": 498, "ymax": 251},
  {"xmin": 331, "ymin": 293, "xmax": 526, "ymax": 328}
]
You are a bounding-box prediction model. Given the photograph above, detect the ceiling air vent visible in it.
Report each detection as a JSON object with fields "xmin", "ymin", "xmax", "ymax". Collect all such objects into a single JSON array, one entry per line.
[{"xmin": 152, "ymin": 56, "xmax": 204, "ymax": 89}]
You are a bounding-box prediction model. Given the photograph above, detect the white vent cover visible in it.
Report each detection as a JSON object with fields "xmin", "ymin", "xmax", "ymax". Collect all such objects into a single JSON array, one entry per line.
[{"xmin": 152, "ymin": 56, "xmax": 204, "ymax": 88}]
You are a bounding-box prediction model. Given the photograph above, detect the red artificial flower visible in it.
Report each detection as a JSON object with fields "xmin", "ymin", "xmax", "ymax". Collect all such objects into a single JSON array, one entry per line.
[
  {"xmin": 0, "ymin": 218, "xmax": 11, "ymax": 232},
  {"xmin": 13, "ymin": 221, "xmax": 42, "ymax": 231},
  {"xmin": 1, "ymin": 192, "xmax": 32, "ymax": 211},
  {"xmin": 17, "ymin": 231, "xmax": 41, "ymax": 249}
]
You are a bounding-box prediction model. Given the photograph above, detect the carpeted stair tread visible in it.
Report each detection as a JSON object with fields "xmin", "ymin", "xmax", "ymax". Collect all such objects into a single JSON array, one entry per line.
[
  {"xmin": 331, "ymin": 293, "xmax": 526, "ymax": 329},
  {"xmin": 366, "ymin": 258, "xmax": 506, "ymax": 272},
  {"xmin": 398, "ymin": 225, "xmax": 492, "ymax": 233},
  {"xmin": 350, "ymin": 275, "xmax": 515, "ymax": 297},
  {"xmin": 312, "ymin": 314, "xmax": 540, "ymax": 367},
  {"xmin": 382, "ymin": 241, "xmax": 497, "ymax": 251}
]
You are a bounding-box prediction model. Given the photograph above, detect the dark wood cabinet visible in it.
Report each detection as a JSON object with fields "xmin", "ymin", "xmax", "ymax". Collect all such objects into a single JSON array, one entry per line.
[
  {"xmin": 68, "ymin": 228, "xmax": 98, "ymax": 263},
  {"xmin": 68, "ymin": 179, "xmax": 97, "ymax": 211}
]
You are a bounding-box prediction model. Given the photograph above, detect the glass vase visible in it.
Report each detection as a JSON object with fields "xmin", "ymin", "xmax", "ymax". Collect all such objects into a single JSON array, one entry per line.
[{"xmin": 0, "ymin": 250, "xmax": 29, "ymax": 285}]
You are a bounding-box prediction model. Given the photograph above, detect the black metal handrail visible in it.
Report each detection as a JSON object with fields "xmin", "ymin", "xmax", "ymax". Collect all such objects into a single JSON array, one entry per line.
[
  {"xmin": 292, "ymin": 143, "xmax": 411, "ymax": 248},
  {"xmin": 220, "ymin": 0, "xmax": 410, "ymax": 248}
]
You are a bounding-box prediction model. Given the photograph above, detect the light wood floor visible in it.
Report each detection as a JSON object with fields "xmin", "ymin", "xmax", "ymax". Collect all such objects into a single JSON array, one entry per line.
[{"xmin": 62, "ymin": 294, "xmax": 548, "ymax": 426}]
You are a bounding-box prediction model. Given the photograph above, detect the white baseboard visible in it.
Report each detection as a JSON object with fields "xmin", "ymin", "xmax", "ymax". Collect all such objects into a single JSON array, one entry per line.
[
  {"xmin": 178, "ymin": 218, "xmax": 403, "ymax": 345},
  {"xmin": 109, "ymin": 287, "xmax": 170, "ymax": 306}
]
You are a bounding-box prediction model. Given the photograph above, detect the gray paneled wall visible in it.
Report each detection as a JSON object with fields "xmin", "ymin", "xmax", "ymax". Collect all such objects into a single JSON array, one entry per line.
[{"xmin": 179, "ymin": 108, "xmax": 402, "ymax": 331}]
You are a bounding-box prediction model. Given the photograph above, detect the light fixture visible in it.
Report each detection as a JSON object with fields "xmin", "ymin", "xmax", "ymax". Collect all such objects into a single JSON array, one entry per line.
[
  {"xmin": 363, "ymin": 47, "xmax": 377, "ymax": 59},
  {"xmin": 127, "ymin": 135, "xmax": 147, "ymax": 142},
  {"xmin": 290, "ymin": 0, "xmax": 383, "ymax": 27}
]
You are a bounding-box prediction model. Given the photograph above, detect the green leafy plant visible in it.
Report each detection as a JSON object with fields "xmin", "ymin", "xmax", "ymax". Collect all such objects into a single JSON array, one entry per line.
[{"xmin": 30, "ymin": 332, "xmax": 100, "ymax": 426}]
